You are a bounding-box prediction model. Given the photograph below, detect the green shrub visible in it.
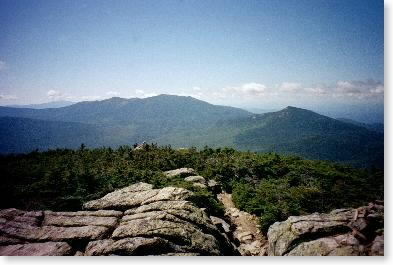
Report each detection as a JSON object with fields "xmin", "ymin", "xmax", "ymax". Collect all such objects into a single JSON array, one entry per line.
[{"xmin": 0, "ymin": 144, "xmax": 383, "ymax": 235}]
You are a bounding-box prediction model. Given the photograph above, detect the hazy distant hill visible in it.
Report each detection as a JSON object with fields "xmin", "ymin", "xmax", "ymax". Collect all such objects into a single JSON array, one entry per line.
[
  {"xmin": 337, "ymin": 118, "xmax": 384, "ymax": 134},
  {"xmin": 0, "ymin": 95, "xmax": 383, "ymax": 168},
  {"xmin": 243, "ymin": 107, "xmax": 278, "ymax": 114},
  {"xmin": 0, "ymin": 117, "xmax": 146, "ymax": 154},
  {"xmin": 6, "ymin": 100, "xmax": 75, "ymax": 109},
  {"xmin": 0, "ymin": 117, "xmax": 104, "ymax": 153},
  {"xmin": 232, "ymin": 107, "xmax": 383, "ymax": 168},
  {"xmin": 0, "ymin": 95, "xmax": 250, "ymax": 138},
  {"xmin": 155, "ymin": 106, "xmax": 383, "ymax": 168}
]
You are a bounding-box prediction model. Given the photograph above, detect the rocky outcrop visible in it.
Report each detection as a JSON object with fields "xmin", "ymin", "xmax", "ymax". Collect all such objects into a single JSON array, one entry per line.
[
  {"xmin": 184, "ymin": 175, "xmax": 206, "ymax": 184},
  {"xmin": 267, "ymin": 201, "xmax": 384, "ymax": 256},
  {"xmin": 83, "ymin": 183, "xmax": 192, "ymax": 210},
  {"xmin": 184, "ymin": 176, "xmax": 208, "ymax": 189},
  {"xmin": 0, "ymin": 182, "xmax": 237, "ymax": 256},
  {"xmin": 0, "ymin": 166, "xmax": 383, "ymax": 256},
  {"xmin": 163, "ymin": 168, "xmax": 197, "ymax": 178}
]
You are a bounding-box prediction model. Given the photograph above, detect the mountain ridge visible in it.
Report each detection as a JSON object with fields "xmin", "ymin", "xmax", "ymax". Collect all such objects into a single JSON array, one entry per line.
[{"xmin": 0, "ymin": 95, "xmax": 383, "ymax": 168}]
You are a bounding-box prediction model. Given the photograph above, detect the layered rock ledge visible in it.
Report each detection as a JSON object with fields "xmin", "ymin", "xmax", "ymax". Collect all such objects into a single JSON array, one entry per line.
[
  {"xmin": 267, "ymin": 201, "xmax": 384, "ymax": 256},
  {"xmin": 0, "ymin": 172, "xmax": 384, "ymax": 256},
  {"xmin": 0, "ymin": 182, "xmax": 237, "ymax": 256}
]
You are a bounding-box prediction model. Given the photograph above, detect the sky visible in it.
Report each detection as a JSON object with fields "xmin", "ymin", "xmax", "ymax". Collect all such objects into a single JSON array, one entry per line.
[{"xmin": 0, "ymin": 0, "xmax": 384, "ymax": 121}]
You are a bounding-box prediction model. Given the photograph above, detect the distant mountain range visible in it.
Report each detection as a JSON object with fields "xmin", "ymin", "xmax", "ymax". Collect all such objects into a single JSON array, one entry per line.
[
  {"xmin": 5, "ymin": 100, "xmax": 75, "ymax": 109},
  {"xmin": 0, "ymin": 95, "xmax": 383, "ymax": 168},
  {"xmin": 336, "ymin": 118, "xmax": 384, "ymax": 134}
]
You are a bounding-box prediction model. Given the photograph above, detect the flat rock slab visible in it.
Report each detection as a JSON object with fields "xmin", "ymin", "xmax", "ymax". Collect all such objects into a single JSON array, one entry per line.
[
  {"xmin": 124, "ymin": 200, "xmax": 198, "ymax": 215},
  {"xmin": 184, "ymin": 176, "xmax": 206, "ymax": 184},
  {"xmin": 0, "ymin": 183, "xmax": 237, "ymax": 256},
  {"xmin": 112, "ymin": 219, "xmax": 221, "ymax": 255},
  {"xmin": 0, "ymin": 224, "xmax": 109, "ymax": 242},
  {"xmin": 0, "ymin": 242, "xmax": 72, "ymax": 256},
  {"xmin": 163, "ymin": 168, "xmax": 197, "ymax": 178},
  {"xmin": 122, "ymin": 209, "xmax": 215, "ymax": 233},
  {"xmin": 267, "ymin": 202, "xmax": 384, "ymax": 256},
  {"xmin": 0, "ymin": 235, "xmax": 24, "ymax": 246},
  {"xmin": 0, "ymin": 209, "xmax": 28, "ymax": 220},
  {"xmin": 83, "ymin": 183, "xmax": 192, "ymax": 210},
  {"xmin": 85, "ymin": 237, "xmax": 181, "ymax": 256},
  {"xmin": 44, "ymin": 210, "xmax": 122, "ymax": 217},
  {"xmin": 0, "ymin": 209, "xmax": 43, "ymax": 227},
  {"xmin": 287, "ymin": 234, "xmax": 361, "ymax": 256},
  {"xmin": 43, "ymin": 215, "xmax": 119, "ymax": 228},
  {"xmin": 193, "ymin": 183, "xmax": 207, "ymax": 189}
]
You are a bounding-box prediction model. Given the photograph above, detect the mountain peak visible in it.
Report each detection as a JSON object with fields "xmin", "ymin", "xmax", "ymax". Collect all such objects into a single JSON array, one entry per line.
[
  {"xmin": 279, "ymin": 106, "xmax": 320, "ymax": 117},
  {"xmin": 283, "ymin": 106, "xmax": 306, "ymax": 111}
]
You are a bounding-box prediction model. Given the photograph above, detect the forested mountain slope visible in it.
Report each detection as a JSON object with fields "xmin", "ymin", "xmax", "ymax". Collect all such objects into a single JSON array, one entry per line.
[{"xmin": 0, "ymin": 96, "xmax": 383, "ymax": 168}]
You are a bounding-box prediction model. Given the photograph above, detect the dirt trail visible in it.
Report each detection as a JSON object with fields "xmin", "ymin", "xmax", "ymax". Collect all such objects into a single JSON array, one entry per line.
[{"xmin": 217, "ymin": 192, "xmax": 268, "ymax": 256}]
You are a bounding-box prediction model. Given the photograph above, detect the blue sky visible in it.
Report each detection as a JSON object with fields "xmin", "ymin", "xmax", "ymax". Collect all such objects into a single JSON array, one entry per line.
[{"xmin": 0, "ymin": 0, "xmax": 384, "ymax": 120}]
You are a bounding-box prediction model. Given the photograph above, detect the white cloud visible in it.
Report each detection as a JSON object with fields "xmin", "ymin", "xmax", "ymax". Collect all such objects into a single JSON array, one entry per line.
[
  {"xmin": 240, "ymin": 82, "xmax": 266, "ymax": 95},
  {"xmin": 0, "ymin": 61, "xmax": 7, "ymax": 71},
  {"xmin": 177, "ymin": 86, "xmax": 206, "ymax": 100},
  {"xmin": 208, "ymin": 79, "xmax": 383, "ymax": 104},
  {"xmin": 370, "ymin": 85, "xmax": 384, "ymax": 94},
  {"xmin": 142, "ymin": 92, "xmax": 158, "ymax": 98},
  {"xmin": 179, "ymin": 92, "xmax": 203, "ymax": 99},
  {"xmin": 192, "ymin": 86, "xmax": 201, "ymax": 92},
  {"xmin": 134, "ymin": 89, "xmax": 158, "ymax": 98},
  {"xmin": 336, "ymin": 81, "xmax": 361, "ymax": 94},
  {"xmin": 106, "ymin": 91, "xmax": 120, "ymax": 97},
  {"xmin": 47, "ymin": 90, "xmax": 102, "ymax": 102},
  {"xmin": 333, "ymin": 80, "xmax": 384, "ymax": 99},
  {"xmin": 135, "ymin": 89, "xmax": 144, "ymax": 96},
  {"xmin": 303, "ymin": 87, "xmax": 326, "ymax": 94},
  {"xmin": 80, "ymin": 95, "xmax": 103, "ymax": 101},
  {"xmin": 47, "ymin": 90, "xmax": 66, "ymax": 101},
  {"xmin": 0, "ymin": 94, "xmax": 17, "ymax": 100},
  {"xmin": 279, "ymin": 82, "xmax": 302, "ymax": 92},
  {"xmin": 220, "ymin": 82, "xmax": 266, "ymax": 98}
]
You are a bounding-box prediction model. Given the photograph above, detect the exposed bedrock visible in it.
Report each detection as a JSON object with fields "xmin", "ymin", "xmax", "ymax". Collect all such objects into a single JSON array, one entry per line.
[
  {"xmin": 0, "ymin": 181, "xmax": 237, "ymax": 256},
  {"xmin": 267, "ymin": 201, "xmax": 384, "ymax": 256}
]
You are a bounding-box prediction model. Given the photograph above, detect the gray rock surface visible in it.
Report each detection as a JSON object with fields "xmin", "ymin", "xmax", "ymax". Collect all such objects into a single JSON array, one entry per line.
[
  {"xmin": 210, "ymin": 216, "xmax": 231, "ymax": 233},
  {"xmin": 84, "ymin": 237, "xmax": 180, "ymax": 256},
  {"xmin": 192, "ymin": 183, "xmax": 208, "ymax": 189},
  {"xmin": 0, "ymin": 182, "xmax": 236, "ymax": 256},
  {"xmin": 370, "ymin": 235, "xmax": 384, "ymax": 256},
  {"xmin": 0, "ymin": 242, "xmax": 73, "ymax": 256},
  {"xmin": 267, "ymin": 201, "xmax": 384, "ymax": 256},
  {"xmin": 43, "ymin": 214, "xmax": 118, "ymax": 228},
  {"xmin": 163, "ymin": 168, "xmax": 196, "ymax": 178},
  {"xmin": 83, "ymin": 183, "xmax": 192, "ymax": 210},
  {"xmin": 44, "ymin": 210, "xmax": 123, "ymax": 217},
  {"xmin": 184, "ymin": 175, "xmax": 207, "ymax": 184},
  {"xmin": 0, "ymin": 223, "xmax": 110, "ymax": 242},
  {"xmin": 1, "ymin": 180, "xmax": 382, "ymax": 256}
]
